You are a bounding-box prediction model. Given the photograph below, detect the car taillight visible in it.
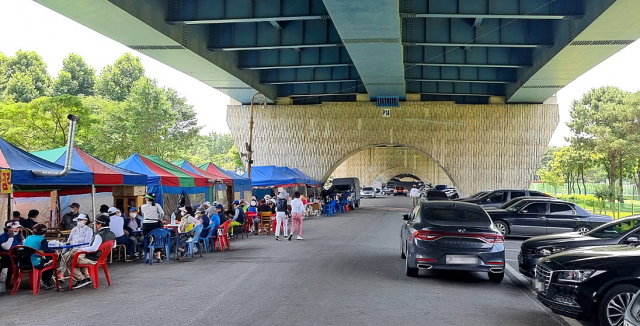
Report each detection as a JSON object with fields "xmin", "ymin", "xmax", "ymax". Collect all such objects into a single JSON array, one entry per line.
[{"xmin": 412, "ymin": 229, "xmax": 504, "ymax": 243}]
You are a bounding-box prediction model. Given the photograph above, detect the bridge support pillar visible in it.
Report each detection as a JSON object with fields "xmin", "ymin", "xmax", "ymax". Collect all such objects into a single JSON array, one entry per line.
[{"xmin": 227, "ymin": 101, "xmax": 558, "ymax": 196}]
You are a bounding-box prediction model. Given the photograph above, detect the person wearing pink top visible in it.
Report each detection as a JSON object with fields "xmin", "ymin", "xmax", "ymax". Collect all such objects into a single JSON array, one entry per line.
[{"xmin": 288, "ymin": 191, "xmax": 305, "ymax": 241}]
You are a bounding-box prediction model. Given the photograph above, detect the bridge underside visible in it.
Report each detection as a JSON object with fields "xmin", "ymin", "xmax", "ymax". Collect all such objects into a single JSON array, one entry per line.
[
  {"xmin": 227, "ymin": 101, "xmax": 558, "ymax": 196},
  {"xmin": 35, "ymin": 0, "xmax": 640, "ymax": 104},
  {"xmin": 330, "ymin": 147, "xmax": 453, "ymax": 188}
]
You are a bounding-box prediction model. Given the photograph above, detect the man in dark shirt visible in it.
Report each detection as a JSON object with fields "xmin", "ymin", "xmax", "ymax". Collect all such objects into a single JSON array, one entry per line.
[
  {"xmin": 22, "ymin": 210, "xmax": 39, "ymax": 230},
  {"xmin": 12, "ymin": 211, "xmax": 27, "ymax": 228},
  {"xmin": 60, "ymin": 203, "xmax": 80, "ymax": 231}
]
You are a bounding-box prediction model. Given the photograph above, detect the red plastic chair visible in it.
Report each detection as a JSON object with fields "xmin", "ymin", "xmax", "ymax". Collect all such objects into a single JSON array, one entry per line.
[
  {"xmin": 214, "ymin": 220, "xmax": 231, "ymax": 251},
  {"xmin": 68, "ymin": 240, "xmax": 115, "ymax": 290},
  {"xmin": 9, "ymin": 245, "xmax": 60, "ymax": 295}
]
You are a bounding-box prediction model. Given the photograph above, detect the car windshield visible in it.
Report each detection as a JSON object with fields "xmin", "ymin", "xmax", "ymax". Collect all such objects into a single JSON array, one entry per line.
[
  {"xmin": 421, "ymin": 205, "xmax": 491, "ymax": 227},
  {"xmin": 363, "ymin": 187, "xmax": 374, "ymax": 191},
  {"xmin": 504, "ymin": 200, "xmax": 530, "ymax": 212},
  {"xmin": 331, "ymin": 185, "xmax": 351, "ymax": 192},
  {"xmin": 469, "ymin": 191, "xmax": 488, "ymax": 199},
  {"xmin": 586, "ymin": 219, "xmax": 640, "ymax": 239}
]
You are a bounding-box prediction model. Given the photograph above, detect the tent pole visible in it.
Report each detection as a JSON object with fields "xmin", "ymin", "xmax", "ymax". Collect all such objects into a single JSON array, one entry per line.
[
  {"xmin": 7, "ymin": 184, "xmax": 13, "ymax": 223},
  {"xmin": 91, "ymin": 185, "xmax": 96, "ymax": 232}
]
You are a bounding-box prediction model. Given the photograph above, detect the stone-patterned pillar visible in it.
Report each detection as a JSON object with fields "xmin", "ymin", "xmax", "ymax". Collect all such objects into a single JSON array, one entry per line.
[{"xmin": 227, "ymin": 101, "xmax": 558, "ymax": 196}]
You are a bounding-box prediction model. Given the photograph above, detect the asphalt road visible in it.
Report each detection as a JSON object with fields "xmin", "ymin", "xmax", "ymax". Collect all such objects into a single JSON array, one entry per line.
[{"xmin": 2, "ymin": 196, "xmax": 593, "ymax": 326}]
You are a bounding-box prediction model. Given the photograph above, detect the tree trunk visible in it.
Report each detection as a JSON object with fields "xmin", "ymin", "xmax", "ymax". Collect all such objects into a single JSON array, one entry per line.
[{"xmin": 609, "ymin": 154, "xmax": 617, "ymax": 202}]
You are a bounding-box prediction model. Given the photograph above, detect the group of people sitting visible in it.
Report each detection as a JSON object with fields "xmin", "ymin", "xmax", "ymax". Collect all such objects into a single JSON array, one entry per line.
[
  {"xmin": 0, "ymin": 190, "xmax": 316, "ymax": 292},
  {"xmin": 0, "ymin": 212, "xmax": 116, "ymax": 290}
]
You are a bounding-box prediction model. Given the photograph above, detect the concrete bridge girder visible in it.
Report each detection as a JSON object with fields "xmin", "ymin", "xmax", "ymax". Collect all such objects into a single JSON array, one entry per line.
[
  {"xmin": 330, "ymin": 146, "xmax": 453, "ymax": 187},
  {"xmin": 227, "ymin": 101, "xmax": 558, "ymax": 196}
]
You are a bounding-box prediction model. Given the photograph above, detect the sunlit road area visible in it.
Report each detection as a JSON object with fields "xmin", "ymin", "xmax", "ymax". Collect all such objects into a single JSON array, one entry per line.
[{"xmin": 2, "ymin": 196, "xmax": 590, "ymax": 326}]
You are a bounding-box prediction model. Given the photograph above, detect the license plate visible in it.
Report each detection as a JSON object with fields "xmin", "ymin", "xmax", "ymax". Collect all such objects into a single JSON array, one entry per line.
[
  {"xmin": 533, "ymin": 278, "xmax": 545, "ymax": 293},
  {"xmin": 518, "ymin": 255, "xmax": 524, "ymax": 264},
  {"xmin": 445, "ymin": 255, "xmax": 478, "ymax": 264}
]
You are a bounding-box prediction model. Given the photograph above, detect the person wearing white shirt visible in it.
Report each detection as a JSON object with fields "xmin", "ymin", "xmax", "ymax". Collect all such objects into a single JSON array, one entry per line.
[
  {"xmin": 288, "ymin": 191, "xmax": 305, "ymax": 241},
  {"xmin": 108, "ymin": 207, "xmax": 134, "ymax": 261},
  {"xmin": 58, "ymin": 214, "xmax": 93, "ymax": 281},
  {"xmin": 409, "ymin": 185, "xmax": 421, "ymax": 207}
]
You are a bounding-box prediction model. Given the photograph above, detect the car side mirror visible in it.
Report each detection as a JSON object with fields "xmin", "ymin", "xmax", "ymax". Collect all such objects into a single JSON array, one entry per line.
[
  {"xmin": 518, "ymin": 209, "xmax": 527, "ymax": 214},
  {"xmin": 402, "ymin": 214, "xmax": 409, "ymax": 220},
  {"xmin": 626, "ymin": 236, "xmax": 640, "ymax": 245}
]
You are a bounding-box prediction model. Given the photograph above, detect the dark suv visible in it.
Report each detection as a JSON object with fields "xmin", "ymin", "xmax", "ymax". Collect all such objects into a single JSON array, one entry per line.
[
  {"xmin": 535, "ymin": 241, "xmax": 640, "ymax": 326},
  {"xmin": 455, "ymin": 189, "xmax": 551, "ymax": 208}
]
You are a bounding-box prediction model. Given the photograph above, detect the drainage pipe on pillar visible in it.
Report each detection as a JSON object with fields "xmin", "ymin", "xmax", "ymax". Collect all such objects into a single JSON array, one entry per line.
[{"xmin": 32, "ymin": 114, "xmax": 79, "ymax": 177}]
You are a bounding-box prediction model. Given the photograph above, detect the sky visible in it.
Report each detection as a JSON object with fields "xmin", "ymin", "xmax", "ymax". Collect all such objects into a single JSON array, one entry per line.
[{"xmin": 1, "ymin": 1, "xmax": 640, "ymax": 145}]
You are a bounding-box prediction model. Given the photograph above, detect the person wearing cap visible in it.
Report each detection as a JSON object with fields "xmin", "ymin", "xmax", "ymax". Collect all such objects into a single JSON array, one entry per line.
[
  {"xmin": 0, "ymin": 220, "xmax": 23, "ymax": 252},
  {"xmin": 229, "ymin": 200, "xmax": 245, "ymax": 239},
  {"xmin": 274, "ymin": 191, "xmax": 290, "ymax": 241},
  {"xmin": 24, "ymin": 223, "xmax": 57, "ymax": 289},
  {"xmin": 69, "ymin": 213, "xmax": 116, "ymax": 289},
  {"xmin": 141, "ymin": 194, "xmax": 165, "ymax": 236},
  {"xmin": 175, "ymin": 207, "xmax": 196, "ymax": 260},
  {"xmin": 246, "ymin": 200, "xmax": 259, "ymax": 235},
  {"xmin": 58, "ymin": 213, "xmax": 93, "ymax": 281},
  {"xmin": 109, "ymin": 207, "xmax": 135, "ymax": 261},
  {"xmin": 60, "ymin": 203, "xmax": 80, "ymax": 231},
  {"xmin": 124, "ymin": 207, "xmax": 143, "ymax": 252},
  {"xmin": 195, "ymin": 208, "xmax": 211, "ymax": 238}
]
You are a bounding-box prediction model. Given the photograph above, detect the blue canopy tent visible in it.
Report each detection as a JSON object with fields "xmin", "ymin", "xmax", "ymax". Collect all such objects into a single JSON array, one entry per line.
[
  {"xmin": 242, "ymin": 165, "xmax": 302, "ymax": 188},
  {"xmin": 116, "ymin": 154, "xmax": 210, "ymax": 216},
  {"xmin": 0, "ymin": 138, "xmax": 93, "ymax": 187},
  {"xmin": 291, "ymin": 168, "xmax": 321, "ymax": 186}
]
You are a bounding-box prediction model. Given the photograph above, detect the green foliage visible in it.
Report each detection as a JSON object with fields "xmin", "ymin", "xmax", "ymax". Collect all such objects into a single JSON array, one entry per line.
[
  {"xmin": 0, "ymin": 95, "xmax": 91, "ymax": 151},
  {"xmin": 53, "ymin": 53, "xmax": 95, "ymax": 96},
  {"xmin": 2, "ymin": 50, "xmax": 51, "ymax": 102},
  {"xmin": 95, "ymin": 53, "xmax": 144, "ymax": 102},
  {"xmin": 538, "ymin": 146, "xmax": 561, "ymax": 170}
]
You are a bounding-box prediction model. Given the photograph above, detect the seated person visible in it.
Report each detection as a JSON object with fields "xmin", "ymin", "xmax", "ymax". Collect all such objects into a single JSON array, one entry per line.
[
  {"xmin": 70, "ymin": 214, "xmax": 115, "ymax": 289},
  {"xmin": 0, "ymin": 221, "xmax": 23, "ymax": 269},
  {"xmin": 176, "ymin": 207, "xmax": 195, "ymax": 260},
  {"xmin": 124, "ymin": 207, "xmax": 143, "ymax": 254},
  {"xmin": 229, "ymin": 200, "xmax": 245, "ymax": 238},
  {"xmin": 108, "ymin": 207, "xmax": 135, "ymax": 261},
  {"xmin": 58, "ymin": 214, "xmax": 93, "ymax": 282},
  {"xmin": 23, "ymin": 223, "xmax": 56, "ymax": 289},
  {"xmin": 195, "ymin": 208, "xmax": 210, "ymax": 238},
  {"xmin": 22, "ymin": 210, "xmax": 39, "ymax": 230}
]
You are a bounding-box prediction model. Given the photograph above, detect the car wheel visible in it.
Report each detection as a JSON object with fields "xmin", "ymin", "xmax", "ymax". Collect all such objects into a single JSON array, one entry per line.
[
  {"xmin": 405, "ymin": 252, "xmax": 418, "ymax": 277},
  {"xmin": 598, "ymin": 284, "xmax": 639, "ymax": 326},
  {"xmin": 488, "ymin": 272, "xmax": 504, "ymax": 283},
  {"xmin": 493, "ymin": 221, "xmax": 509, "ymax": 236},
  {"xmin": 575, "ymin": 226, "xmax": 591, "ymax": 235}
]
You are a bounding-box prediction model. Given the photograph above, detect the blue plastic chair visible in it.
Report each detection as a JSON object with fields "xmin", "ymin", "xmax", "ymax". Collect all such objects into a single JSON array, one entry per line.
[
  {"xmin": 336, "ymin": 200, "xmax": 346, "ymax": 213},
  {"xmin": 323, "ymin": 200, "xmax": 336, "ymax": 216},
  {"xmin": 184, "ymin": 224, "xmax": 204, "ymax": 259},
  {"xmin": 143, "ymin": 228, "xmax": 171, "ymax": 265},
  {"xmin": 200, "ymin": 225, "xmax": 216, "ymax": 253}
]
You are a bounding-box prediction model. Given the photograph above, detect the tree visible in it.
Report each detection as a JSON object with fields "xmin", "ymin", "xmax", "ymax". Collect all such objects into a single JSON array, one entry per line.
[
  {"xmin": 537, "ymin": 162, "xmax": 564, "ymax": 195},
  {"xmin": 0, "ymin": 52, "xmax": 7, "ymax": 100},
  {"xmin": 2, "ymin": 50, "xmax": 51, "ymax": 102},
  {"xmin": 95, "ymin": 53, "xmax": 145, "ymax": 101},
  {"xmin": 567, "ymin": 86, "xmax": 640, "ymax": 199},
  {"xmin": 0, "ymin": 95, "xmax": 92, "ymax": 151},
  {"xmin": 53, "ymin": 53, "xmax": 96, "ymax": 96}
]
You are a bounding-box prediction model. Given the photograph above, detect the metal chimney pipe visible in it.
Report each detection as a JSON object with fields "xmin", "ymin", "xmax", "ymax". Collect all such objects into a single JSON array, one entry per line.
[{"xmin": 33, "ymin": 114, "xmax": 80, "ymax": 177}]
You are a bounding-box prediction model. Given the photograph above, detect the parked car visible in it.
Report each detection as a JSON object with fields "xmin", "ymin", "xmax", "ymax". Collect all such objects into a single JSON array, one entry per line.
[
  {"xmin": 535, "ymin": 241, "xmax": 640, "ymax": 326},
  {"xmin": 455, "ymin": 189, "xmax": 551, "ymax": 208},
  {"xmin": 624, "ymin": 289, "xmax": 640, "ymax": 325},
  {"xmin": 486, "ymin": 196, "xmax": 551, "ymax": 211},
  {"xmin": 400, "ymin": 201, "xmax": 505, "ymax": 282},
  {"xmin": 486, "ymin": 198, "xmax": 612, "ymax": 237},
  {"xmin": 421, "ymin": 190, "xmax": 450, "ymax": 201},
  {"xmin": 381, "ymin": 186, "xmax": 394, "ymax": 195},
  {"xmin": 394, "ymin": 187, "xmax": 407, "ymax": 196},
  {"xmin": 361, "ymin": 186, "xmax": 376, "ymax": 198},
  {"xmin": 518, "ymin": 215, "xmax": 640, "ymax": 278}
]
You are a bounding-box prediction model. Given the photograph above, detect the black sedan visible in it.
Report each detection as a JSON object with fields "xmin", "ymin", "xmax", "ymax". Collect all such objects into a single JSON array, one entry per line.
[
  {"xmin": 535, "ymin": 241, "xmax": 640, "ymax": 326},
  {"xmin": 400, "ymin": 201, "xmax": 505, "ymax": 282},
  {"xmin": 518, "ymin": 215, "xmax": 640, "ymax": 278},
  {"xmin": 486, "ymin": 198, "xmax": 612, "ymax": 237}
]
